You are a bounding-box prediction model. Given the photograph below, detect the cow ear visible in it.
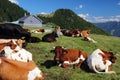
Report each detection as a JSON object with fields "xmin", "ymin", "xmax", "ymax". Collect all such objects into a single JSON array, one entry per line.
[{"xmin": 63, "ymin": 49, "xmax": 68, "ymax": 54}]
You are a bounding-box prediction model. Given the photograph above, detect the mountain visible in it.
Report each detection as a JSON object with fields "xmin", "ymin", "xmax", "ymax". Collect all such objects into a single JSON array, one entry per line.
[
  {"xmin": 0, "ymin": 0, "xmax": 29, "ymax": 22},
  {"xmin": 94, "ymin": 21, "xmax": 120, "ymax": 37},
  {"xmin": 38, "ymin": 9, "xmax": 110, "ymax": 35}
]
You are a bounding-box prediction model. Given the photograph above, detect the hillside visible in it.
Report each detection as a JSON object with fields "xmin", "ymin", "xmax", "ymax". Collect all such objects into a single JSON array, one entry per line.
[
  {"xmin": 24, "ymin": 27, "xmax": 120, "ymax": 80},
  {"xmin": 38, "ymin": 9, "xmax": 110, "ymax": 35},
  {"xmin": 94, "ymin": 21, "xmax": 120, "ymax": 37},
  {"xmin": 0, "ymin": 0, "xmax": 29, "ymax": 22}
]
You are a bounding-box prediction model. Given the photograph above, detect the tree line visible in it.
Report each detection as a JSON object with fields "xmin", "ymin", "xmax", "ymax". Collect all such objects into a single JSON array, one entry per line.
[{"xmin": 0, "ymin": 0, "xmax": 29, "ymax": 22}]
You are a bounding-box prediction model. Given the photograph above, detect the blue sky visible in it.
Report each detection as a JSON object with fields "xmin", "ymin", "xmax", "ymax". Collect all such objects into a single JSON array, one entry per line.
[{"xmin": 9, "ymin": 0, "xmax": 120, "ymax": 23}]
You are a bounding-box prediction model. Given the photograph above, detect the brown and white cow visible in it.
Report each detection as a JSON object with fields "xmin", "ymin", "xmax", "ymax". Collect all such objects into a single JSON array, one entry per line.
[
  {"xmin": 0, "ymin": 57, "xmax": 44, "ymax": 80},
  {"xmin": 81, "ymin": 29, "xmax": 90, "ymax": 38},
  {"xmin": 61, "ymin": 29, "xmax": 81, "ymax": 37},
  {"xmin": 80, "ymin": 30, "xmax": 97, "ymax": 43},
  {"xmin": 31, "ymin": 29, "xmax": 45, "ymax": 34},
  {"xmin": 51, "ymin": 46, "xmax": 88, "ymax": 68},
  {"xmin": 87, "ymin": 49, "xmax": 116, "ymax": 73}
]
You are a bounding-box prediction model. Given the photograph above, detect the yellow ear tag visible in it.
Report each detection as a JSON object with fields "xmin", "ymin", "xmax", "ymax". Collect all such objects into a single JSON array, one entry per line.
[{"xmin": 12, "ymin": 51, "xmax": 17, "ymax": 54}]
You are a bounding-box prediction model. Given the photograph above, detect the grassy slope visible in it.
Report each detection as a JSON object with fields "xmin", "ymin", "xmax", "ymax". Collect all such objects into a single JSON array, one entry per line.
[{"xmin": 25, "ymin": 27, "xmax": 120, "ymax": 80}]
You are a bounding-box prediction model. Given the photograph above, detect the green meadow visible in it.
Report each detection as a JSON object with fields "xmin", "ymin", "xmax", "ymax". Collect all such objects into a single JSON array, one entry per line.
[{"xmin": 25, "ymin": 27, "xmax": 120, "ymax": 80}]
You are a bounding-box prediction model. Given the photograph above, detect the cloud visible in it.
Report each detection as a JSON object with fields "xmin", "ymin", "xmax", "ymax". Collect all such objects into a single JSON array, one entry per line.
[
  {"xmin": 76, "ymin": 4, "xmax": 83, "ymax": 10},
  {"xmin": 40, "ymin": 12, "xmax": 49, "ymax": 15},
  {"xmin": 78, "ymin": 14, "xmax": 120, "ymax": 23},
  {"xmin": 117, "ymin": 2, "xmax": 120, "ymax": 5},
  {"xmin": 90, "ymin": 15, "xmax": 120, "ymax": 23},
  {"xmin": 78, "ymin": 13, "xmax": 89, "ymax": 21},
  {"xmin": 9, "ymin": 0, "xmax": 19, "ymax": 5}
]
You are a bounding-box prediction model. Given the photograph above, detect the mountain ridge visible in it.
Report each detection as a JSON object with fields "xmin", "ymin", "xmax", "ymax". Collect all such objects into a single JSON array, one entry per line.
[{"xmin": 93, "ymin": 21, "xmax": 120, "ymax": 37}]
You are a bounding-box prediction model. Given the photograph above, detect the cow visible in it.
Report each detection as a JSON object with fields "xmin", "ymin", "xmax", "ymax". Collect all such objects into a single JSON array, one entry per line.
[
  {"xmin": 80, "ymin": 30, "xmax": 90, "ymax": 38},
  {"xmin": 52, "ymin": 26, "xmax": 63, "ymax": 37},
  {"xmin": 80, "ymin": 30, "xmax": 97, "ymax": 43},
  {"xmin": 28, "ymin": 36, "xmax": 41, "ymax": 43},
  {"xmin": 51, "ymin": 46, "xmax": 88, "ymax": 68},
  {"xmin": 87, "ymin": 49, "xmax": 116, "ymax": 74},
  {"xmin": 0, "ymin": 23, "xmax": 31, "ymax": 42},
  {"xmin": 42, "ymin": 31, "xmax": 58, "ymax": 42},
  {"xmin": 61, "ymin": 29, "xmax": 81, "ymax": 37},
  {"xmin": 31, "ymin": 29, "xmax": 45, "ymax": 34},
  {"xmin": 0, "ymin": 40, "xmax": 32, "ymax": 62},
  {"xmin": 0, "ymin": 57, "xmax": 44, "ymax": 80}
]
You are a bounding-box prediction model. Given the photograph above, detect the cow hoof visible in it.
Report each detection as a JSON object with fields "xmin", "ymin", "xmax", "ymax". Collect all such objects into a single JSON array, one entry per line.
[{"xmin": 107, "ymin": 71, "xmax": 116, "ymax": 74}]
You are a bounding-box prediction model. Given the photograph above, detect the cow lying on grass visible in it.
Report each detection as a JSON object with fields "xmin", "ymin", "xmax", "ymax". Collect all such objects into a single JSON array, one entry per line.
[
  {"xmin": 51, "ymin": 46, "xmax": 88, "ymax": 68},
  {"xmin": 0, "ymin": 40, "xmax": 32, "ymax": 62},
  {"xmin": 0, "ymin": 23, "xmax": 31, "ymax": 42},
  {"xmin": 42, "ymin": 32, "xmax": 58, "ymax": 42},
  {"xmin": 61, "ymin": 29, "xmax": 81, "ymax": 37},
  {"xmin": 0, "ymin": 57, "xmax": 44, "ymax": 80},
  {"xmin": 87, "ymin": 49, "xmax": 116, "ymax": 74},
  {"xmin": 81, "ymin": 30, "xmax": 97, "ymax": 43}
]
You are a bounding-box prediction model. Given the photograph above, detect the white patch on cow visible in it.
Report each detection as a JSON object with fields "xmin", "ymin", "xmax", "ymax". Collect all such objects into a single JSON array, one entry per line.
[
  {"xmin": 86, "ymin": 37, "xmax": 97, "ymax": 43},
  {"xmin": 80, "ymin": 55, "xmax": 85, "ymax": 61},
  {"xmin": 64, "ymin": 61, "xmax": 70, "ymax": 64},
  {"xmin": 58, "ymin": 61, "xmax": 69, "ymax": 66},
  {"xmin": 62, "ymin": 55, "xmax": 85, "ymax": 65},
  {"xmin": 3, "ymin": 46, "xmax": 13, "ymax": 59},
  {"xmin": 76, "ymin": 34, "xmax": 80, "ymax": 37},
  {"xmin": 11, "ymin": 48, "xmax": 32, "ymax": 62},
  {"xmin": 3, "ymin": 46, "xmax": 32, "ymax": 62},
  {"xmin": 28, "ymin": 67, "xmax": 42, "ymax": 80}
]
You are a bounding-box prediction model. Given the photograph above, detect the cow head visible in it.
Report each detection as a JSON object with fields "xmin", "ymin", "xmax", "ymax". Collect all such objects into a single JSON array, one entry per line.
[
  {"xmin": 6, "ymin": 40, "xmax": 21, "ymax": 52},
  {"xmin": 51, "ymin": 46, "xmax": 67, "ymax": 64},
  {"xmin": 6, "ymin": 40, "xmax": 17, "ymax": 50},
  {"xmin": 100, "ymin": 50, "xmax": 117, "ymax": 64},
  {"xmin": 107, "ymin": 52, "xmax": 116, "ymax": 63}
]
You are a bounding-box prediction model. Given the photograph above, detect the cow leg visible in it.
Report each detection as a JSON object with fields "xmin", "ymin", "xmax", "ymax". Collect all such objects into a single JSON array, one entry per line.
[
  {"xmin": 61, "ymin": 63, "xmax": 70, "ymax": 68},
  {"xmin": 60, "ymin": 61, "xmax": 70, "ymax": 68},
  {"xmin": 76, "ymin": 60, "xmax": 83, "ymax": 67},
  {"xmin": 107, "ymin": 65, "xmax": 116, "ymax": 74}
]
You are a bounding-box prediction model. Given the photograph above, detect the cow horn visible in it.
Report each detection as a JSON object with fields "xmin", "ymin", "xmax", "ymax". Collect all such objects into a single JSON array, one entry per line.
[
  {"xmin": 0, "ymin": 58, "xmax": 2, "ymax": 64},
  {"xmin": 62, "ymin": 46, "xmax": 65, "ymax": 48},
  {"xmin": 53, "ymin": 47, "xmax": 55, "ymax": 49}
]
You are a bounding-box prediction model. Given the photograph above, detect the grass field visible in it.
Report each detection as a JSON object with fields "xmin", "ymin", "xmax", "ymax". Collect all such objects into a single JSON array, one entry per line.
[{"xmin": 25, "ymin": 27, "xmax": 120, "ymax": 80}]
